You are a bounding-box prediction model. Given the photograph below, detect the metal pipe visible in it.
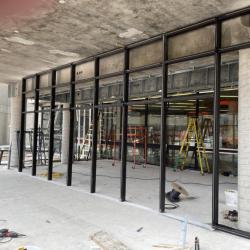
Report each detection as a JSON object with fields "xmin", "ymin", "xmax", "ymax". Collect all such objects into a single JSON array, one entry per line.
[
  {"xmin": 48, "ymin": 70, "xmax": 56, "ymax": 180},
  {"xmin": 67, "ymin": 64, "xmax": 76, "ymax": 186},
  {"xmin": 90, "ymin": 58, "xmax": 99, "ymax": 193}
]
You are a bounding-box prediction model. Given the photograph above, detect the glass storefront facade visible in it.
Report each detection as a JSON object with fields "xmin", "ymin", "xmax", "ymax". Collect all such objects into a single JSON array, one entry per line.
[{"xmin": 19, "ymin": 7, "xmax": 250, "ymax": 238}]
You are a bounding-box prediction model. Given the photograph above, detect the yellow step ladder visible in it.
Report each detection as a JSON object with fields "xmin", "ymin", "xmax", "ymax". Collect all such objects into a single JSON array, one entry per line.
[{"xmin": 179, "ymin": 117, "xmax": 210, "ymax": 175}]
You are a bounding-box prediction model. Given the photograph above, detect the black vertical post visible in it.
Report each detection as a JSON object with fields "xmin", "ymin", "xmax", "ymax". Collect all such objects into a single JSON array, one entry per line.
[
  {"xmin": 67, "ymin": 65, "xmax": 76, "ymax": 186},
  {"xmin": 32, "ymin": 75, "xmax": 40, "ymax": 176},
  {"xmin": 90, "ymin": 58, "xmax": 99, "ymax": 193},
  {"xmin": 121, "ymin": 48, "xmax": 129, "ymax": 202},
  {"xmin": 144, "ymin": 101, "xmax": 149, "ymax": 164},
  {"xmin": 119, "ymin": 105, "xmax": 123, "ymax": 160},
  {"xmin": 18, "ymin": 79, "xmax": 26, "ymax": 172},
  {"xmin": 48, "ymin": 70, "xmax": 56, "ymax": 180},
  {"xmin": 212, "ymin": 19, "xmax": 221, "ymax": 226},
  {"xmin": 160, "ymin": 35, "xmax": 168, "ymax": 212},
  {"xmin": 194, "ymin": 94, "xmax": 199, "ymax": 169}
]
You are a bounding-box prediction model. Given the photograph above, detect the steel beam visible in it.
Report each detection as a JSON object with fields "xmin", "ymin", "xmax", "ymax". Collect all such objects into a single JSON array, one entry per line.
[
  {"xmin": 159, "ymin": 35, "xmax": 168, "ymax": 212},
  {"xmin": 67, "ymin": 65, "xmax": 76, "ymax": 186},
  {"xmin": 90, "ymin": 58, "xmax": 99, "ymax": 193},
  {"xmin": 32, "ymin": 75, "xmax": 40, "ymax": 176},
  {"xmin": 212, "ymin": 19, "xmax": 221, "ymax": 226},
  {"xmin": 18, "ymin": 79, "xmax": 26, "ymax": 172},
  {"xmin": 121, "ymin": 48, "xmax": 129, "ymax": 201},
  {"xmin": 48, "ymin": 71, "xmax": 56, "ymax": 180}
]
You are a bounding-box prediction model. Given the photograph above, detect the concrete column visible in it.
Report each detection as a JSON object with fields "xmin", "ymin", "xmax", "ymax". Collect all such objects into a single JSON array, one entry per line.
[
  {"xmin": 9, "ymin": 96, "xmax": 21, "ymax": 167},
  {"xmin": 61, "ymin": 104, "xmax": 70, "ymax": 164},
  {"xmin": 238, "ymin": 48, "xmax": 250, "ymax": 231}
]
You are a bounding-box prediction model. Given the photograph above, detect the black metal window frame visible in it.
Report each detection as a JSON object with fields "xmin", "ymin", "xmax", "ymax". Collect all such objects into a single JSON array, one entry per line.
[{"xmin": 19, "ymin": 6, "xmax": 250, "ymax": 239}]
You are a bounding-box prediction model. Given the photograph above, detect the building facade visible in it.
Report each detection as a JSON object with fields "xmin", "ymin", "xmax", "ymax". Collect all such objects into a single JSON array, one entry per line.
[{"xmin": 8, "ymin": 6, "xmax": 250, "ymax": 239}]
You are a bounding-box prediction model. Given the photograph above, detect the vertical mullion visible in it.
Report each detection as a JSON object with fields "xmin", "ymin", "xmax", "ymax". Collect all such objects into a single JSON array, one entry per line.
[
  {"xmin": 160, "ymin": 35, "xmax": 168, "ymax": 212},
  {"xmin": 48, "ymin": 70, "xmax": 56, "ymax": 180},
  {"xmin": 18, "ymin": 79, "xmax": 26, "ymax": 172},
  {"xmin": 121, "ymin": 48, "xmax": 129, "ymax": 201},
  {"xmin": 67, "ymin": 65, "xmax": 76, "ymax": 186},
  {"xmin": 32, "ymin": 75, "xmax": 40, "ymax": 176},
  {"xmin": 90, "ymin": 58, "xmax": 99, "ymax": 193},
  {"xmin": 212, "ymin": 18, "xmax": 221, "ymax": 226}
]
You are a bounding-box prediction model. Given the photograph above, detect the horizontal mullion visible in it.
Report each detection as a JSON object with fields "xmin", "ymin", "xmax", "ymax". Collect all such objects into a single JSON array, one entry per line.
[
  {"xmin": 219, "ymin": 41, "xmax": 250, "ymax": 54},
  {"xmin": 98, "ymin": 71, "xmax": 123, "ymax": 80},
  {"xmin": 214, "ymin": 224, "xmax": 250, "ymax": 239},
  {"xmin": 127, "ymin": 62, "xmax": 162, "ymax": 74},
  {"xmin": 164, "ymin": 93, "xmax": 214, "ymax": 102},
  {"xmin": 165, "ymin": 50, "xmax": 215, "ymax": 65}
]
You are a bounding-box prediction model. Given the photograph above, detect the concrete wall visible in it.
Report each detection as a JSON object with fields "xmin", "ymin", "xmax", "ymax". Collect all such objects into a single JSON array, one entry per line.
[
  {"xmin": 9, "ymin": 96, "xmax": 21, "ymax": 167},
  {"xmin": 238, "ymin": 48, "xmax": 250, "ymax": 231},
  {"xmin": 61, "ymin": 104, "xmax": 70, "ymax": 164},
  {"xmin": 0, "ymin": 84, "xmax": 10, "ymax": 145}
]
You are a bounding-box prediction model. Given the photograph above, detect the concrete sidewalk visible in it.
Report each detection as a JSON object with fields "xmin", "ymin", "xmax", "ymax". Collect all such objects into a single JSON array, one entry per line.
[{"xmin": 0, "ymin": 168, "xmax": 249, "ymax": 250}]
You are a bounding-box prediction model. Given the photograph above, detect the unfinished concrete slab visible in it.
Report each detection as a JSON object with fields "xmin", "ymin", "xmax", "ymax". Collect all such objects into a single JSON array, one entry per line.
[
  {"xmin": 22, "ymin": 160, "xmax": 237, "ymax": 228},
  {"xmin": 0, "ymin": 168, "xmax": 249, "ymax": 250}
]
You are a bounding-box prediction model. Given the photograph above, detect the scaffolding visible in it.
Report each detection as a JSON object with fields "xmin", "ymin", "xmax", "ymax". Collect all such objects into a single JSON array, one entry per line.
[{"xmin": 127, "ymin": 126, "xmax": 147, "ymax": 169}]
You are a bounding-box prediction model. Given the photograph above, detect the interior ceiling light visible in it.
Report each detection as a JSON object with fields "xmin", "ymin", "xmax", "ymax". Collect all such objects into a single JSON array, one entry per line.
[
  {"xmin": 220, "ymin": 95, "xmax": 238, "ymax": 98},
  {"xmin": 59, "ymin": 0, "xmax": 66, "ymax": 3},
  {"xmin": 4, "ymin": 36, "xmax": 34, "ymax": 45}
]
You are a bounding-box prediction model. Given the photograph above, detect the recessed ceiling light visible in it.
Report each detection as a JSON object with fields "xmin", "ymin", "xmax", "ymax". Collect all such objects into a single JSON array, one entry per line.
[{"xmin": 59, "ymin": 0, "xmax": 66, "ymax": 4}]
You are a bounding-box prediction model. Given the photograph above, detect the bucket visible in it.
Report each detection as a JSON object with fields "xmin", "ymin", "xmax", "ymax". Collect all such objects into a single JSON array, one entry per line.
[{"xmin": 224, "ymin": 189, "xmax": 238, "ymax": 209}]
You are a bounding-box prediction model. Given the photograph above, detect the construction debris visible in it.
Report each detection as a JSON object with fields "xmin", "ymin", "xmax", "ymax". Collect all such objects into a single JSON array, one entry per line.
[
  {"xmin": 152, "ymin": 243, "xmax": 192, "ymax": 249},
  {"xmin": 90, "ymin": 231, "xmax": 131, "ymax": 250},
  {"xmin": 39, "ymin": 171, "xmax": 64, "ymax": 179}
]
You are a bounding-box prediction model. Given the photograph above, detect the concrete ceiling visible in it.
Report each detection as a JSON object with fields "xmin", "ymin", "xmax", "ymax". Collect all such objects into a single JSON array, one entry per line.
[{"xmin": 0, "ymin": 0, "xmax": 249, "ymax": 84}]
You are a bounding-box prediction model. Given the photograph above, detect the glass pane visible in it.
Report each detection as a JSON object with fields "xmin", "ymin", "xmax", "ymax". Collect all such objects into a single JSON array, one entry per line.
[
  {"xmin": 166, "ymin": 96, "xmax": 213, "ymax": 223},
  {"xmin": 40, "ymin": 73, "xmax": 51, "ymax": 89},
  {"xmin": 129, "ymin": 67, "xmax": 162, "ymax": 100},
  {"xmin": 99, "ymin": 76, "xmax": 123, "ymax": 103},
  {"xmin": 222, "ymin": 14, "xmax": 250, "ymax": 47},
  {"xmin": 26, "ymin": 92, "xmax": 35, "ymax": 112},
  {"xmin": 219, "ymin": 52, "xmax": 239, "ymax": 230},
  {"xmin": 126, "ymin": 103, "xmax": 160, "ymax": 209},
  {"xmin": 24, "ymin": 112, "xmax": 34, "ymax": 168},
  {"xmin": 72, "ymin": 104, "xmax": 92, "ymax": 189},
  {"xmin": 75, "ymin": 81, "xmax": 94, "ymax": 103},
  {"xmin": 36, "ymin": 111, "xmax": 50, "ymax": 170},
  {"xmin": 130, "ymin": 40, "xmax": 162, "ymax": 68},
  {"xmin": 39, "ymin": 89, "xmax": 51, "ymax": 110},
  {"xmin": 96, "ymin": 106, "xmax": 122, "ymax": 197},
  {"xmin": 26, "ymin": 77, "xmax": 35, "ymax": 92},
  {"xmin": 99, "ymin": 53, "xmax": 124, "ymax": 75},
  {"xmin": 168, "ymin": 25, "xmax": 215, "ymax": 59},
  {"xmin": 168, "ymin": 56, "xmax": 215, "ymax": 96},
  {"xmin": 75, "ymin": 61, "xmax": 95, "ymax": 80},
  {"xmin": 56, "ymin": 67, "xmax": 71, "ymax": 85},
  {"xmin": 55, "ymin": 86, "xmax": 70, "ymax": 105}
]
